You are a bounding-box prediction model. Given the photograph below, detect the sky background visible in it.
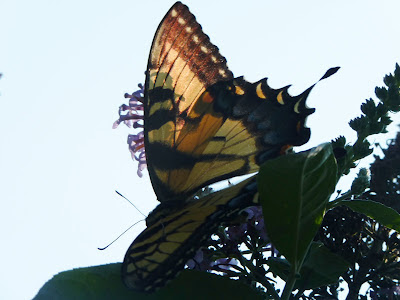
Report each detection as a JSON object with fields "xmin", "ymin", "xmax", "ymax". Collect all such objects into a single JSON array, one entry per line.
[{"xmin": 1, "ymin": 1, "xmax": 400, "ymax": 299}]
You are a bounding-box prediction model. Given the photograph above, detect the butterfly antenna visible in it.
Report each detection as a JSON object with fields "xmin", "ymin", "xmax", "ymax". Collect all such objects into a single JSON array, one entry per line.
[
  {"xmin": 115, "ymin": 190, "xmax": 147, "ymax": 218},
  {"xmin": 98, "ymin": 219, "xmax": 145, "ymax": 250}
]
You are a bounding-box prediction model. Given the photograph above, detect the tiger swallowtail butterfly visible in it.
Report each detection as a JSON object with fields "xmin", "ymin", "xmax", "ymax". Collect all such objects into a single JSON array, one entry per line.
[{"xmin": 120, "ymin": 1, "xmax": 338, "ymax": 292}]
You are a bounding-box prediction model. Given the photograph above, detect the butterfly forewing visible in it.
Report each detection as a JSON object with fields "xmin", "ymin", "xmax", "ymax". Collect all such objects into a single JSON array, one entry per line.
[
  {"xmin": 143, "ymin": 2, "xmax": 325, "ymax": 203},
  {"xmin": 146, "ymin": 2, "xmax": 232, "ymax": 115},
  {"xmin": 145, "ymin": 2, "xmax": 236, "ymax": 201}
]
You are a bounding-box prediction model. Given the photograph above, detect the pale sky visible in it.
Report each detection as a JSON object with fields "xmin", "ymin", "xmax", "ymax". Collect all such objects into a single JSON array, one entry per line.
[{"xmin": 1, "ymin": 1, "xmax": 400, "ymax": 299}]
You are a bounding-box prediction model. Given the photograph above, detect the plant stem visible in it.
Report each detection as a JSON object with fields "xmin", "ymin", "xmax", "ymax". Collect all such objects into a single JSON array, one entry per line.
[
  {"xmin": 280, "ymin": 266, "xmax": 297, "ymax": 300},
  {"xmin": 326, "ymin": 191, "xmax": 353, "ymax": 209}
]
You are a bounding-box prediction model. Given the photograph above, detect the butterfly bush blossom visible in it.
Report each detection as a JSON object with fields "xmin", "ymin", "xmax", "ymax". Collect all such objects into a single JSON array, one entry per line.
[{"xmin": 113, "ymin": 84, "xmax": 147, "ymax": 177}]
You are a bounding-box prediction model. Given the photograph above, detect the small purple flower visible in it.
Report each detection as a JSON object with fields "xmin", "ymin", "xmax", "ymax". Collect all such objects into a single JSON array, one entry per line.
[
  {"xmin": 212, "ymin": 257, "xmax": 239, "ymax": 271},
  {"xmin": 186, "ymin": 205, "xmax": 275, "ymax": 277},
  {"xmin": 186, "ymin": 249, "xmax": 214, "ymax": 271},
  {"xmin": 113, "ymin": 84, "xmax": 146, "ymax": 177},
  {"xmin": 244, "ymin": 206, "xmax": 268, "ymax": 242},
  {"xmin": 225, "ymin": 223, "xmax": 248, "ymax": 242}
]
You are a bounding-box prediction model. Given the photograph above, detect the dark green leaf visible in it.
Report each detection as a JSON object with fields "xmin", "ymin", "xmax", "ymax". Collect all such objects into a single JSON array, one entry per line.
[
  {"xmin": 257, "ymin": 143, "xmax": 338, "ymax": 270},
  {"xmin": 295, "ymin": 243, "xmax": 349, "ymax": 289},
  {"xmin": 33, "ymin": 264, "xmax": 262, "ymax": 300},
  {"xmin": 33, "ymin": 263, "xmax": 134, "ymax": 300},
  {"xmin": 266, "ymin": 258, "xmax": 291, "ymax": 281},
  {"xmin": 341, "ymin": 200, "xmax": 400, "ymax": 233},
  {"xmin": 267, "ymin": 243, "xmax": 349, "ymax": 289}
]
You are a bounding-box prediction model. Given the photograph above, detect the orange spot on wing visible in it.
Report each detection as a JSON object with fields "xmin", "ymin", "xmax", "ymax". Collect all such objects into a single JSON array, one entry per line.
[
  {"xmin": 296, "ymin": 121, "xmax": 301, "ymax": 133},
  {"xmin": 280, "ymin": 145, "xmax": 292, "ymax": 155},
  {"xmin": 202, "ymin": 92, "xmax": 214, "ymax": 103}
]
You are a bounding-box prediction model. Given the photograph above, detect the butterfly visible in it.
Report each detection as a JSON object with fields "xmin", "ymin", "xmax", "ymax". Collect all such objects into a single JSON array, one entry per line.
[{"xmin": 120, "ymin": 1, "xmax": 338, "ymax": 292}]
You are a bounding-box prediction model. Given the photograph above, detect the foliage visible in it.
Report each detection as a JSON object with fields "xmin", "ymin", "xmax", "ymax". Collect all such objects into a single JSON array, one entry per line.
[
  {"xmin": 187, "ymin": 64, "xmax": 400, "ymax": 299},
  {"xmin": 33, "ymin": 264, "xmax": 263, "ymax": 300},
  {"xmin": 35, "ymin": 65, "xmax": 400, "ymax": 299}
]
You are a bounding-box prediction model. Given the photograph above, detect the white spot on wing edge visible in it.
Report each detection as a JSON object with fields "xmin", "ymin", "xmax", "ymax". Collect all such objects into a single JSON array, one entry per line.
[
  {"xmin": 200, "ymin": 45, "xmax": 208, "ymax": 53},
  {"xmin": 178, "ymin": 17, "xmax": 186, "ymax": 25},
  {"xmin": 171, "ymin": 9, "xmax": 178, "ymax": 17}
]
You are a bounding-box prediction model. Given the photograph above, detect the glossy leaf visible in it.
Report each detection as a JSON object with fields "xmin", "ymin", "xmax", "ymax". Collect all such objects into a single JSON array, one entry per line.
[
  {"xmin": 258, "ymin": 143, "xmax": 337, "ymax": 270},
  {"xmin": 33, "ymin": 264, "xmax": 262, "ymax": 300},
  {"xmin": 267, "ymin": 243, "xmax": 349, "ymax": 289},
  {"xmin": 341, "ymin": 200, "xmax": 400, "ymax": 232}
]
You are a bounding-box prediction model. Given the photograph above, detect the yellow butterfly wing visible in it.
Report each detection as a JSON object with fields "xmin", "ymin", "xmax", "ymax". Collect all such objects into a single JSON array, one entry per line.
[
  {"xmin": 122, "ymin": 175, "xmax": 258, "ymax": 292},
  {"xmin": 144, "ymin": 2, "xmax": 322, "ymax": 202}
]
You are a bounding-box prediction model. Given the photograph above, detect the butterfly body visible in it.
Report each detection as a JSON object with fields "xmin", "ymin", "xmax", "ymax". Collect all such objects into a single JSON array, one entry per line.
[{"xmin": 121, "ymin": 1, "xmax": 338, "ymax": 292}]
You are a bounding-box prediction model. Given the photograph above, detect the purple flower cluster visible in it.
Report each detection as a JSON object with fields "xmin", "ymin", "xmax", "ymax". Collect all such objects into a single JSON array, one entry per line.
[
  {"xmin": 227, "ymin": 206, "xmax": 269, "ymax": 243},
  {"xmin": 186, "ymin": 205, "xmax": 275, "ymax": 276},
  {"xmin": 370, "ymin": 286, "xmax": 400, "ymax": 299},
  {"xmin": 113, "ymin": 84, "xmax": 147, "ymax": 177}
]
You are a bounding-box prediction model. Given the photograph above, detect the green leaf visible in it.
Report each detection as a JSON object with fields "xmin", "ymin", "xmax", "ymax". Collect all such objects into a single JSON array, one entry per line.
[
  {"xmin": 296, "ymin": 243, "xmax": 350, "ymax": 290},
  {"xmin": 33, "ymin": 264, "xmax": 263, "ymax": 300},
  {"xmin": 341, "ymin": 200, "xmax": 400, "ymax": 233},
  {"xmin": 266, "ymin": 258, "xmax": 292, "ymax": 284},
  {"xmin": 258, "ymin": 143, "xmax": 337, "ymax": 270},
  {"xmin": 33, "ymin": 263, "xmax": 135, "ymax": 300},
  {"xmin": 267, "ymin": 243, "xmax": 349, "ymax": 290}
]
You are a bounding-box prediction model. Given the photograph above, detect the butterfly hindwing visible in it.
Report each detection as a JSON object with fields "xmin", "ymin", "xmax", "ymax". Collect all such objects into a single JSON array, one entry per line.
[{"xmin": 122, "ymin": 175, "xmax": 258, "ymax": 292}]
